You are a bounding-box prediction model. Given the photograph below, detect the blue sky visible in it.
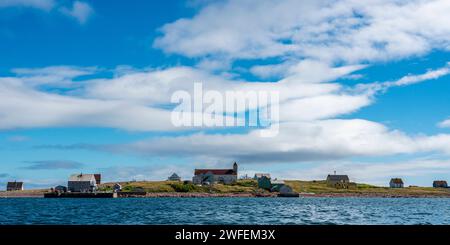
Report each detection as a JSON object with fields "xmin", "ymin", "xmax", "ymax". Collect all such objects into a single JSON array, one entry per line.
[{"xmin": 2, "ymin": 0, "xmax": 450, "ymax": 189}]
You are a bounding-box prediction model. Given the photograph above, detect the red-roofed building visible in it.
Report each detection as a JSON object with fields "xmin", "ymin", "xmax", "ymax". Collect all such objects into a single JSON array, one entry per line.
[{"xmin": 193, "ymin": 162, "xmax": 238, "ymax": 185}]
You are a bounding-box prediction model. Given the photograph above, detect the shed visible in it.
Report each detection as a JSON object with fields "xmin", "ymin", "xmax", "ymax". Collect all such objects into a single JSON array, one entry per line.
[
  {"xmin": 433, "ymin": 180, "xmax": 448, "ymax": 188},
  {"xmin": 389, "ymin": 178, "xmax": 404, "ymax": 188},
  {"xmin": 168, "ymin": 173, "xmax": 181, "ymax": 181}
]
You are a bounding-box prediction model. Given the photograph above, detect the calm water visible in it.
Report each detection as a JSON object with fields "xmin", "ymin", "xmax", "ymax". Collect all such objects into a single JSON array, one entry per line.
[{"xmin": 1, "ymin": 197, "xmax": 450, "ymax": 225}]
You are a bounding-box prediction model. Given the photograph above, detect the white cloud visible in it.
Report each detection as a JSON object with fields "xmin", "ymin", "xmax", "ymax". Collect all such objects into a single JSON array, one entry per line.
[
  {"xmin": 11, "ymin": 65, "xmax": 99, "ymax": 88},
  {"xmin": 355, "ymin": 63, "xmax": 450, "ymax": 96},
  {"xmin": 0, "ymin": 78, "xmax": 178, "ymax": 131},
  {"xmin": 1, "ymin": 60, "xmax": 448, "ymax": 134},
  {"xmin": 438, "ymin": 119, "xmax": 450, "ymax": 128},
  {"xmin": 0, "ymin": 0, "xmax": 55, "ymax": 11},
  {"xmin": 0, "ymin": 0, "xmax": 94, "ymax": 24},
  {"xmin": 88, "ymin": 119, "xmax": 450, "ymax": 165},
  {"xmin": 154, "ymin": 0, "xmax": 450, "ymax": 64},
  {"xmin": 59, "ymin": 1, "xmax": 93, "ymax": 24}
]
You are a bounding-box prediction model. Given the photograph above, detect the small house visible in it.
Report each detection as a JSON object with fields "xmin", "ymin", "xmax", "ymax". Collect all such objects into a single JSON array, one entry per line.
[
  {"xmin": 257, "ymin": 175, "xmax": 272, "ymax": 190},
  {"xmin": 168, "ymin": 173, "xmax": 181, "ymax": 181},
  {"xmin": 68, "ymin": 173, "xmax": 97, "ymax": 192},
  {"xmin": 326, "ymin": 174, "xmax": 350, "ymax": 188},
  {"xmin": 270, "ymin": 179, "xmax": 285, "ymax": 192},
  {"xmin": 6, "ymin": 181, "xmax": 23, "ymax": 191},
  {"xmin": 389, "ymin": 178, "xmax": 404, "ymax": 188},
  {"xmin": 433, "ymin": 180, "xmax": 448, "ymax": 188},
  {"xmin": 254, "ymin": 173, "xmax": 271, "ymax": 180},
  {"xmin": 113, "ymin": 183, "xmax": 122, "ymax": 192}
]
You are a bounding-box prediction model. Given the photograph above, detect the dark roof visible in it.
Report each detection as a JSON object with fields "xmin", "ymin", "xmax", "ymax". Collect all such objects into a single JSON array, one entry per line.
[
  {"xmin": 390, "ymin": 178, "xmax": 404, "ymax": 184},
  {"xmin": 169, "ymin": 173, "xmax": 180, "ymax": 178},
  {"xmin": 433, "ymin": 180, "xmax": 447, "ymax": 185},
  {"xmin": 94, "ymin": 174, "xmax": 101, "ymax": 185},
  {"xmin": 7, "ymin": 181, "xmax": 23, "ymax": 189},
  {"xmin": 194, "ymin": 169, "xmax": 236, "ymax": 175},
  {"xmin": 327, "ymin": 175, "xmax": 349, "ymax": 181}
]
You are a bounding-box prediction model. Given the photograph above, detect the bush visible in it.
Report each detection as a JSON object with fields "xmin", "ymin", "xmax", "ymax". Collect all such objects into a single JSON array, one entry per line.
[
  {"xmin": 233, "ymin": 180, "xmax": 257, "ymax": 187},
  {"xmin": 122, "ymin": 185, "xmax": 134, "ymax": 192},
  {"xmin": 171, "ymin": 183, "xmax": 195, "ymax": 192}
]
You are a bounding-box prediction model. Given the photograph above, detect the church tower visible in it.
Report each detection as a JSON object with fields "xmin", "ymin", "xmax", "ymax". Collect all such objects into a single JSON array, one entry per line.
[{"xmin": 233, "ymin": 162, "xmax": 238, "ymax": 174}]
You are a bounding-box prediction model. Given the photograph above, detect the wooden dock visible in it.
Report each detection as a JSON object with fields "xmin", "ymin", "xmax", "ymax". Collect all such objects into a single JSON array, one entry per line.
[{"xmin": 44, "ymin": 192, "xmax": 117, "ymax": 198}]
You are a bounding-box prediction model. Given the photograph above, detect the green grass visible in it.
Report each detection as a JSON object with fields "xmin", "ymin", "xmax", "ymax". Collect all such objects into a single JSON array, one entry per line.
[
  {"xmin": 285, "ymin": 180, "xmax": 450, "ymax": 196},
  {"xmin": 98, "ymin": 180, "xmax": 257, "ymax": 193}
]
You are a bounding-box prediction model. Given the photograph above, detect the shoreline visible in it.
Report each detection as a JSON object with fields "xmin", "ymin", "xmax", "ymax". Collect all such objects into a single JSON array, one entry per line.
[{"xmin": 2, "ymin": 191, "xmax": 450, "ymax": 198}]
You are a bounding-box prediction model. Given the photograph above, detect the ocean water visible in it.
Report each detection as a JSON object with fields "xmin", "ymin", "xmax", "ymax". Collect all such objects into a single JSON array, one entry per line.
[{"xmin": 1, "ymin": 197, "xmax": 450, "ymax": 225}]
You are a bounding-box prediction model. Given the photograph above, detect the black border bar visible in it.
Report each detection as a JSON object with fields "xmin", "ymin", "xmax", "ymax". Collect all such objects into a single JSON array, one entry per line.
[{"xmin": 1, "ymin": 225, "xmax": 450, "ymax": 242}]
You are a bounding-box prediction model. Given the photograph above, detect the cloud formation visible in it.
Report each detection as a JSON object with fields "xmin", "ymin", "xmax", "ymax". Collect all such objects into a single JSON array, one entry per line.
[
  {"xmin": 23, "ymin": 160, "xmax": 84, "ymax": 170},
  {"xmin": 438, "ymin": 119, "xmax": 450, "ymax": 128},
  {"xmin": 155, "ymin": 0, "xmax": 450, "ymax": 64},
  {"xmin": 0, "ymin": 0, "xmax": 55, "ymax": 11},
  {"xmin": 59, "ymin": 1, "xmax": 93, "ymax": 24},
  {"xmin": 0, "ymin": 0, "xmax": 94, "ymax": 24}
]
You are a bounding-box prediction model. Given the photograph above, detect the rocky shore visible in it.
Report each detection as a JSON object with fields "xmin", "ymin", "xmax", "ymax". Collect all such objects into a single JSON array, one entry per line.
[
  {"xmin": 300, "ymin": 192, "xmax": 450, "ymax": 198},
  {"xmin": 133, "ymin": 192, "xmax": 271, "ymax": 198}
]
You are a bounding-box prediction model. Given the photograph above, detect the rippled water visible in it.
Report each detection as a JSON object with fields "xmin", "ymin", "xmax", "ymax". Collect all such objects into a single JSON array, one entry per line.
[{"xmin": 1, "ymin": 197, "xmax": 450, "ymax": 224}]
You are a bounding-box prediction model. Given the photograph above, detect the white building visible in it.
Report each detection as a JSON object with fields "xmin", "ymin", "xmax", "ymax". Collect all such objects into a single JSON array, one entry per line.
[
  {"xmin": 68, "ymin": 173, "xmax": 97, "ymax": 192},
  {"xmin": 193, "ymin": 162, "xmax": 238, "ymax": 185}
]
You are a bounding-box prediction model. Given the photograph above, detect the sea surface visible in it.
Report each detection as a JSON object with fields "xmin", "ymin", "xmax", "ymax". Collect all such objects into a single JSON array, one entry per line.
[{"xmin": 1, "ymin": 197, "xmax": 450, "ymax": 225}]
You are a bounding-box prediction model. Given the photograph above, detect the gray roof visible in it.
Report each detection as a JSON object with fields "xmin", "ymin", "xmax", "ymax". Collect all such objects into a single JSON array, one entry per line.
[
  {"xmin": 69, "ymin": 174, "xmax": 96, "ymax": 182},
  {"xmin": 169, "ymin": 173, "xmax": 180, "ymax": 178},
  {"xmin": 327, "ymin": 175, "xmax": 349, "ymax": 181}
]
